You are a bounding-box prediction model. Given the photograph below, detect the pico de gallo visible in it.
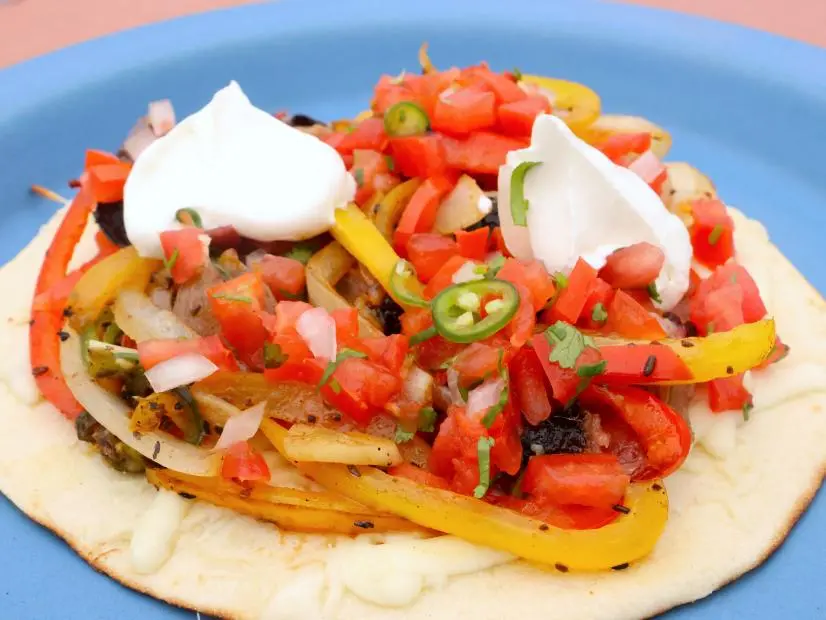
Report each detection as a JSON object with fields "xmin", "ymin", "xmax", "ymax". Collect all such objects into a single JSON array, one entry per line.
[{"xmin": 29, "ymin": 45, "xmax": 783, "ymax": 571}]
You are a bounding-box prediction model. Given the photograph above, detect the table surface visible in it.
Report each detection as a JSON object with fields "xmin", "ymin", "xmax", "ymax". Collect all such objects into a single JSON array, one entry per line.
[{"xmin": 0, "ymin": 0, "xmax": 825, "ymax": 69}]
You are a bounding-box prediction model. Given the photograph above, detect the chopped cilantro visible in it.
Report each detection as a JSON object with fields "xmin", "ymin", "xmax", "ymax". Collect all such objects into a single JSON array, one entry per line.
[
  {"xmin": 485, "ymin": 254, "xmax": 506, "ymax": 279},
  {"xmin": 418, "ymin": 407, "xmax": 438, "ymax": 433},
  {"xmin": 576, "ymin": 360, "xmax": 607, "ymax": 378},
  {"xmin": 329, "ymin": 378, "xmax": 342, "ymax": 394},
  {"xmin": 473, "ymin": 437, "xmax": 496, "ymax": 499},
  {"xmin": 162, "ymin": 248, "xmax": 179, "ymax": 272},
  {"xmin": 353, "ymin": 168, "xmax": 364, "ymax": 188},
  {"xmin": 175, "ymin": 208, "xmax": 203, "ymax": 228},
  {"xmin": 318, "ymin": 348, "xmax": 367, "ymax": 388},
  {"xmin": 284, "ymin": 243, "xmax": 315, "ymax": 265},
  {"xmin": 647, "ymin": 281, "xmax": 662, "ymax": 304},
  {"xmin": 708, "ymin": 224, "xmax": 724, "ymax": 245},
  {"xmin": 591, "ymin": 302, "xmax": 608, "ymax": 323},
  {"xmin": 211, "ymin": 293, "xmax": 252, "ymax": 303},
  {"xmin": 544, "ymin": 321, "xmax": 596, "ymax": 369},
  {"xmin": 384, "ymin": 155, "xmax": 396, "ymax": 172},
  {"xmin": 553, "ymin": 271, "xmax": 569, "ymax": 289},
  {"xmin": 742, "ymin": 401, "xmax": 754, "ymax": 421},
  {"xmin": 512, "ymin": 67, "xmax": 523, "ymax": 81},
  {"xmin": 263, "ymin": 343, "xmax": 287, "ymax": 369},
  {"xmin": 394, "ymin": 427, "xmax": 415, "ymax": 443}
]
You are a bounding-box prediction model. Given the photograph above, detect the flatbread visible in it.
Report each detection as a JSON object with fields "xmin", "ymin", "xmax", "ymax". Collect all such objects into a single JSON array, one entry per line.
[{"xmin": 0, "ymin": 207, "xmax": 824, "ymax": 620}]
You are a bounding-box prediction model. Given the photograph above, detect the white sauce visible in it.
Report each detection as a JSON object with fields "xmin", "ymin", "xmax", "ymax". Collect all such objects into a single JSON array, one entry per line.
[
  {"xmin": 498, "ymin": 114, "xmax": 691, "ymax": 310},
  {"xmin": 328, "ymin": 535, "xmax": 512, "ymax": 607},
  {"xmin": 124, "ymin": 81, "xmax": 355, "ymax": 258},
  {"xmin": 129, "ymin": 489, "xmax": 189, "ymax": 574}
]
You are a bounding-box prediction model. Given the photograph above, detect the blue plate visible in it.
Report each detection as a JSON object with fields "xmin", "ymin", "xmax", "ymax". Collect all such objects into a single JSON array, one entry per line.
[{"xmin": 1, "ymin": 0, "xmax": 825, "ymax": 618}]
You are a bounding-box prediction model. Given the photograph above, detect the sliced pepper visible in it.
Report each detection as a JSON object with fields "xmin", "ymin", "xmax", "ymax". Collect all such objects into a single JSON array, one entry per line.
[
  {"xmin": 332, "ymin": 203, "xmax": 425, "ymax": 309},
  {"xmin": 519, "ymin": 75, "xmax": 601, "ymax": 133},
  {"xmin": 393, "ymin": 175, "xmax": 456, "ymax": 255},
  {"xmin": 594, "ymin": 319, "xmax": 776, "ymax": 385},
  {"xmin": 261, "ymin": 419, "xmax": 669, "ymax": 571},
  {"xmin": 432, "ymin": 280, "xmax": 519, "ymax": 343}
]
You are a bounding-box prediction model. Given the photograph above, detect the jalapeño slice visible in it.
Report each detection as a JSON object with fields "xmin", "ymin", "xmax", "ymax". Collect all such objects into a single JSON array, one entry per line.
[{"xmin": 431, "ymin": 280, "xmax": 519, "ymax": 344}]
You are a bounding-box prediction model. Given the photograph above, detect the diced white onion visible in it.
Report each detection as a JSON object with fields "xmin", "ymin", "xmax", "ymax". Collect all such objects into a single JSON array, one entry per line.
[
  {"xmin": 447, "ymin": 368, "xmax": 463, "ymax": 405},
  {"xmin": 149, "ymin": 287, "xmax": 173, "ymax": 311},
  {"xmin": 122, "ymin": 117, "xmax": 157, "ymax": 162},
  {"xmin": 403, "ymin": 366, "xmax": 434, "ymax": 404},
  {"xmin": 628, "ymin": 150, "xmax": 665, "ymax": 184},
  {"xmin": 213, "ymin": 402, "xmax": 267, "ymax": 450},
  {"xmin": 467, "ymin": 378, "xmax": 505, "ymax": 418},
  {"xmin": 296, "ymin": 307, "xmax": 337, "ymax": 361},
  {"xmin": 451, "ymin": 261, "xmax": 484, "ymax": 284},
  {"xmin": 145, "ymin": 353, "xmax": 218, "ymax": 393},
  {"xmin": 148, "ymin": 99, "xmax": 176, "ymax": 137}
]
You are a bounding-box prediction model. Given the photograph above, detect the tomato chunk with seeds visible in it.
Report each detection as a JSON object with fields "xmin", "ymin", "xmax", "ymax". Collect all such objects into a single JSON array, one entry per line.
[
  {"xmin": 432, "ymin": 87, "xmax": 497, "ymax": 135},
  {"xmin": 544, "ymin": 258, "xmax": 597, "ymax": 324},
  {"xmin": 522, "ymin": 453, "xmax": 629, "ymax": 509},
  {"xmin": 497, "ymin": 95, "xmax": 552, "ymax": 137},
  {"xmin": 159, "ymin": 228, "xmax": 207, "ymax": 285},
  {"xmin": 221, "ymin": 441, "xmax": 271, "ymax": 482},
  {"xmin": 689, "ymin": 198, "xmax": 735, "ymax": 268},
  {"xmin": 604, "ymin": 290, "xmax": 666, "ymax": 340},
  {"xmin": 407, "ymin": 233, "xmax": 460, "ymax": 282},
  {"xmin": 598, "ymin": 242, "xmax": 665, "ymax": 290}
]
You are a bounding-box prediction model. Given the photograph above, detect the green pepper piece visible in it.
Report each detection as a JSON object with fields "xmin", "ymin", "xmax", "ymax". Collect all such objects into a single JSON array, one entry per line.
[
  {"xmin": 431, "ymin": 280, "xmax": 519, "ymax": 344},
  {"xmin": 384, "ymin": 101, "xmax": 430, "ymax": 137},
  {"xmin": 389, "ymin": 260, "xmax": 430, "ymax": 308}
]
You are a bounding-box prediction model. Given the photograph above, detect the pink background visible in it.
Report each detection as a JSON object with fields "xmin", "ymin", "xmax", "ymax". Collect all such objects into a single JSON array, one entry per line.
[{"xmin": 1, "ymin": 0, "xmax": 824, "ymax": 68}]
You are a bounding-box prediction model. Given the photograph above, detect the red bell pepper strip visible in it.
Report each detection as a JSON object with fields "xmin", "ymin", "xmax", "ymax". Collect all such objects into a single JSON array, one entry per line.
[
  {"xmin": 393, "ymin": 175, "xmax": 455, "ymax": 255},
  {"xmin": 599, "ymin": 343, "xmax": 693, "ymax": 384},
  {"xmin": 29, "ymin": 185, "xmax": 96, "ymax": 419},
  {"xmin": 544, "ymin": 258, "xmax": 597, "ymax": 324},
  {"xmin": 86, "ymin": 162, "xmax": 132, "ymax": 203}
]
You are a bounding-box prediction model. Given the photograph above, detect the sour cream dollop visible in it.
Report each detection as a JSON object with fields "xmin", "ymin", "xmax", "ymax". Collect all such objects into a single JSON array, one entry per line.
[
  {"xmin": 124, "ymin": 81, "xmax": 355, "ymax": 258},
  {"xmin": 498, "ymin": 115, "xmax": 691, "ymax": 310}
]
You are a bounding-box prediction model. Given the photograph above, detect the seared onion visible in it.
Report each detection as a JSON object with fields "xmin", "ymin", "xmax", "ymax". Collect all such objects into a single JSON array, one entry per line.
[
  {"xmin": 114, "ymin": 289, "xmax": 196, "ymax": 342},
  {"xmin": 213, "ymin": 402, "xmax": 267, "ymax": 450},
  {"xmin": 61, "ymin": 328, "xmax": 220, "ymax": 475}
]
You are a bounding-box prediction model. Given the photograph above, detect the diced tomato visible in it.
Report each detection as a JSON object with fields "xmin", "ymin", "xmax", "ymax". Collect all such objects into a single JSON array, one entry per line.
[
  {"xmin": 604, "ymin": 290, "xmax": 667, "ymax": 340},
  {"xmin": 373, "ymin": 76, "xmax": 419, "ymax": 115},
  {"xmin": 138, "ymin": 335, "xmax": 238, "ymax": 371},
  {"xmin": 496, "ymin": 258, "xmax": 556, "ymax": 312},
  {"xmin": 322, "ymin": 357, "xmax": 402, "ymax": 425},
  {"xmin": 531, "ymin": 335, "xmax": 602, "ymax": 406},
  {"xmin": 429, "ymin": 407, "xmax": 487, "ymax": 495},
  {"xmin": 489, "ymin": 227, "xmax": 509, "ymax": 256},
  {"xmin": 507, "ymin": 282, "xmax": 536, "ymax": 348},
  {"xmin": 455, "ymin": 228, "xmax": 489, "ymax": 261},
  {"xmin": 334, "ymin": 117, "xmax": 388, "ymax": 155},
  {"xmin": 271, "ymin": 300, "xmax": 314, "ymax": 335},
  {"xmin": 598, "ymin": 133, "xmax": 651, "ymax": 164},
  {"xmin": 488, "ymin": 393, "xmax": 524, "ymax": 476},
  {"xmin": 249, "ymin": 254, "xmax": 305, "ymax": 300},
  {"xmin": 443, "ymin": 131, "xmax": 527, "ymax": 175},
  {"xmin": 689, "ymin": 198, "xmax": 735, "ymax": 268},
  {"xmin": 432, "ymin": 86, "xmax": 497, "ymax": 135},
  {"xmin": 580, "ymin": 385, "xmax": 692, "ymax": 480},
  {"xmin": 84, "ymin": 149, "xmax": 122, "ymax": 170},
  {"xmin": 400, "ymin": 307, "xmax": 433, "ymax": 337},
  {"xmin": 264, "ymin": 358, "xmax": 324, "ymax": 384},
  {"xmin": 360, "ymin": 334, "xmax": 409, "ymax": 375},
  {"xmin": 544, "ymin": 258, "xmax": 597, "ymax": 324},
  {"xmin": 206, "ymin": 272, "xmax": 269, "ymax": 368},
  {"xmin": 691, "ymin": 262, "xmax": 766, "ymax": 336},
  {"xmin": 389, "ymin": 135, "xmax": 449, "ymax": 179},
  {"xmin": 406, "ymin": 233, "xmax": 460, "ymax": 282},
  {"xmin": 86, "ymin": 161, "xmax": 132, "ymax": 203},
  {"xmin": 423, "ymin": 255, "xmax": 470, "ymax": 299},
  {"xmin": 350, "ymin": 149, "xmax": 391, "ymax": 205},
  {"xmin": 598, "ymin": 242, "xmax": 665, "ymax": 290},
  {"xmin": 708, "ymin": 375, "xmax": 752, "ymax": 412},
  {"xmin": 756, "ymin": 336, "xmax": 789, "ymax": 370},
  {"xmin": 522, "ymin": 453, "xmax": 629, "ymax": 509},
  {"xmin": 221, "ymin": 441, "xmax": 271, "ymax": 482},
  {"xmin": 497, "ymin": 95, "xmax": 551, "ymax": 137},
  {"xmin": 269, "ymin": 333, "xmax": 312, "ymax": 366},
  {"xmin": 509, "ymin": 347, "xmax": 552, "ymax": 425},
  {"xmin": 159, "ymin": 228, "xmax": 208, "ymax": 285},
  {"xmin": 578, "ymin": 278, "xmax": 614, "ymax": 330},
  {"xmin": 393, "ymin": 175, "xmax": 456, "ymax": 255},
  {"xmin": 453, "ymin": 343, "xmax": 502, "ymax": 386},
  {"xmin": 373, "ymin": 172, "xmax": 401, "ymax": 195},
  {"xmin": 387, "ymin": 463, "xmax": 450, "ymax": 490},
  {"xmin": 461, "ymin": 65, "xmax": 527, "ymax": 104},
  {"xmin": 329, "ymin": 307, "xmax": 360, "ymax": 349},
  {"xmin": 373, "ymin": 70, "xmax": 460, "ymax": 117}
]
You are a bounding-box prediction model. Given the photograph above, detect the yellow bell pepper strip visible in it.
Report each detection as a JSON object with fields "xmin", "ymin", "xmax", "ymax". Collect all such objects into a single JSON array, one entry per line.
[
  {"xmin": 305, "ymin": 241, "xmax": 385, "ymax": 338},
  {"xmin": 146, "ymin": 468, "xmax": 429, "ymax": 536},
  {"xmin": 595, "ymin": 318, "xmax": 776, "ymax": 385},
  {"xmin": 67, "ymin": 246, "xmax": 160, "ymax": 331},
  {"xmin": 261, "ymin": 419, "xmax": 669, "ymax": 571},
  {"xmin": 519, "ymin": 75, "xmax": 601, "ymax": 134},
  {"xmin": 332, "ymin": 203, "xmax": 425, "ymax": 308}
]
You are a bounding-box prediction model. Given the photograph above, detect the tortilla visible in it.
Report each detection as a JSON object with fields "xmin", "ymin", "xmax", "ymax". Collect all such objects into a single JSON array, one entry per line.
[{"xmin": 0, "ymin": 206, "xmax": 825, "ymax": 620}]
